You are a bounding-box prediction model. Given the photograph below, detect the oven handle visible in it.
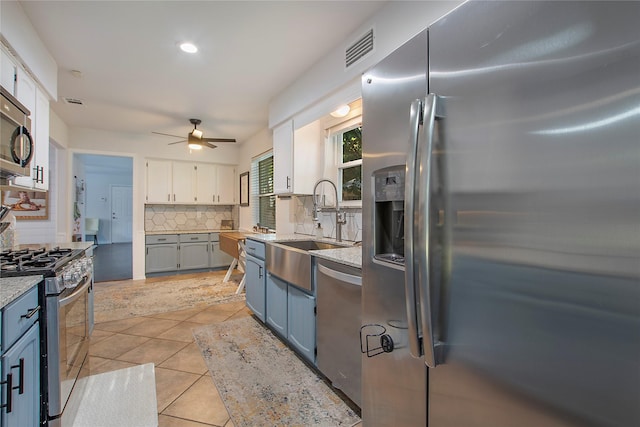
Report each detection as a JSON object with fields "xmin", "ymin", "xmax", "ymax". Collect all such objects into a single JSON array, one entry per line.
[{"xmin": 59, "ymin": 275, "xmax": 91, "ymax": 308}]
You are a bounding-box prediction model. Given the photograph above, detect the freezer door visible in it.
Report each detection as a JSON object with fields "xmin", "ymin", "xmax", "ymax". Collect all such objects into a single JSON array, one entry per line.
[
  {"xmin": 428, "ymin": 2, "xmax": 640, "ymax": 427},
  {"xmin": 361, "ymin": 30, "xmax": 429, "ymax": 426}
]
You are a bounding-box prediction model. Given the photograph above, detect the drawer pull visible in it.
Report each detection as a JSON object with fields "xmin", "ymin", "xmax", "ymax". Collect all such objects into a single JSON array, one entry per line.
[
  {"xmin": 21, "ymin": 306, "xmax": 40, "ymax": 319},
  {"xmin": 1, "ymin": 373, "xmax": 13, "ymax": 413}
]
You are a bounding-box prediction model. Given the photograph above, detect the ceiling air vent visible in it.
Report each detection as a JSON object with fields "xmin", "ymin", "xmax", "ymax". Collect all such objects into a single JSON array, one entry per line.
[
  {"xmin": 345, "ymin": 28, "xmax": 374, "ymax": 68},
  {"xmin": 63, "ymin": 97, "xmax": 85, "ymax": 106}
]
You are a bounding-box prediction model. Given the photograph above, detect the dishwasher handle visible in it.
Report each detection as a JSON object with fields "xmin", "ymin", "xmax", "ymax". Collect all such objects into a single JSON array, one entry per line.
[{"xmin": 318, "ymin": 263, "xmax": 361, "ymax": 286}]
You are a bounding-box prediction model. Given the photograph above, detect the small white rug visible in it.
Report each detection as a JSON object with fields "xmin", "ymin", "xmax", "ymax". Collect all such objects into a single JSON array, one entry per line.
[{"xmin": 71, "ymin": 363, "xmax": 158, "ymax": 427}]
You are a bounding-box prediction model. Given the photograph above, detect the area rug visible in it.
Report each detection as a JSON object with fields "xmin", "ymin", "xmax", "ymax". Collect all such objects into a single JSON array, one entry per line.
[
  {"xmin": 93, "ymin": 272, "xmax": 245, "ymax": 323},
  {"xmin": 193, "ymin": 317, "xmax": 361, "ymax": 427}
]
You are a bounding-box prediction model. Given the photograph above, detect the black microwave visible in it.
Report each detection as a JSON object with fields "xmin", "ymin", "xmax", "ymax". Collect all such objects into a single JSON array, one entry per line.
[{"xmin": 1, "ymin": 86, "xmax": 33, "ymax": 178}]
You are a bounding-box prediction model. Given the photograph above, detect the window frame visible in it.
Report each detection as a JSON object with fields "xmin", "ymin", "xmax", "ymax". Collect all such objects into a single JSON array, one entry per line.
[
  {"xmin": 251, "ymin": 151, "xmax": 276, "ymax": 231},
  {"xmin": 330, "ymin": 120, "xmax": 362, "ymax": 206}
]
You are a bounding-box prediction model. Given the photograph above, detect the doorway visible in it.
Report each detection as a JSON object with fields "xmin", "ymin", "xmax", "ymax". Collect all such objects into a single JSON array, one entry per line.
[{"xmin": 74, "ymin": 153, "xmax": 133, "ymax": 282}]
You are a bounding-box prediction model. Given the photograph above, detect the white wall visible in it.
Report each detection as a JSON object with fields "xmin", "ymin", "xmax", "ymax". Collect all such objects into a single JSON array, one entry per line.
[
  {"xmin": 269, "ymin": 1, "xmax": 462, "ymax": 128},
  {"xmin": 237, "ymin": 127, "xmax": 272, "ymax": 231},
  {"xmin": 0, "ymin": 0, "xmax": 57, "ymax": 99}
]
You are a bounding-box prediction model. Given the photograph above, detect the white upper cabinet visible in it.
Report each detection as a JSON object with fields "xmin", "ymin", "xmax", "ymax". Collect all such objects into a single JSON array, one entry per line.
[
  {"xmin": 196, "ymin": 163, "xmax": 236, "ymax": 205},
  {"xmin": 1, "ymin": 49, "xmax": 16, "ymax": 94},
  {"xmin": 146, "ymin": 159, "xmax": 237, "ymax": 205},
  {"xmin": 172, "ymin": 161, "xmax": 196, "ymax": 204},
  {"xmin": 216, "ymin": 164, "xmax": 236, "ymax": 204},
  {"xmin": 15, "ymin": 67, "xmax": 36, "ymax": 114},
  {"xmin": 273, "ymin": 118, "xmax": 323, "ymax": 195},
  {"xmin": 273, "ymin": 120, "xmax": 293, "ymax": 194},
  {"xmin": 33, "ymin": 88, "xmax": 49, "ymax": 190},
  {"xmin": 146, "ymin": 159, "xmax": 173, "ymax": 203},
  {"xmin": 195, "ymin": 163, "xmax": 217, "ymax": 204}
]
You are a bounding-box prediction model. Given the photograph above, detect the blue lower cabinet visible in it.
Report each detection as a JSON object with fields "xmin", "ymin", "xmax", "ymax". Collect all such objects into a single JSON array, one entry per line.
[
  {"xmin": 245, "ymin": 254, "xmax": 266, "ymax": 322},
  {"xmin": 266, "ymin": 273, "xmax": 288, "ymax": 338},
  {"xmin": 287, "ymin": 285, "xmax": 316, "ymax": 363},
  {"xmin": 1, "ymin": 323, "xmax": 40, "ymax": 427}
]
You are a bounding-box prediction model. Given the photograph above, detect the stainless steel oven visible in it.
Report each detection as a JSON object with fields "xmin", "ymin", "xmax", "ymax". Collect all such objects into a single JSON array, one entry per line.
[
  {"xmin": 0, "ymin": 246, "xmax": 93, "ymax": 427},
  {"xmin": 45, "ymin": 257, "xmax": 92, "ymax": 427},
  {"xmin": 0, "ymin": 86, "xmax": 33, "ymax": 178}
]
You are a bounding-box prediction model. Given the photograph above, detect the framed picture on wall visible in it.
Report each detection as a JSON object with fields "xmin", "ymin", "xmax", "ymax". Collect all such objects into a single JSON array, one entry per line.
[
  {"xmin": 240, "ymin": 171, "xmax": 249, "ymax": 206},
  {"xmin": 1, "ymin": 189, "xmax": 49, "ymax": 220}
]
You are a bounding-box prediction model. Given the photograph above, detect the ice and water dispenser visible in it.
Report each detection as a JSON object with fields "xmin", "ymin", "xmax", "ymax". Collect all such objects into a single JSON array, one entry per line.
[{"xmin": 373, "ymin": 165, "xmax": 405, "ymax": 266}]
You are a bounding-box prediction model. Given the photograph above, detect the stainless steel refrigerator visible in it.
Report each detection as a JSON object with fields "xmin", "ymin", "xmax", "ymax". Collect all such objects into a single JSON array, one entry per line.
[{"xmin": 361, "ymin": 2, "xmax": 640, "ymax": 426}]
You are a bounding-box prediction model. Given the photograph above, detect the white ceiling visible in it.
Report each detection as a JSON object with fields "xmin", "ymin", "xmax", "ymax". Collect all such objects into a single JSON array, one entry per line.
[{"xmin": 19, "ymin": 1, "xmax": 387, "ymax": 145}]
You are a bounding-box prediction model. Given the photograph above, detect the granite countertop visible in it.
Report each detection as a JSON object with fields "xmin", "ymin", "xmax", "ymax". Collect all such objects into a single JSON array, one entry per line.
[
  {"xmin": 0, "ymin": 276, "xmax": 42, "ymax": 309},
  {"xmin": 246, "ymin": 233, "xmax": 362, "ymax": 269},
  {"xmin": 145, "ymin": 229, "xmax": 233, "ymax": 235}
]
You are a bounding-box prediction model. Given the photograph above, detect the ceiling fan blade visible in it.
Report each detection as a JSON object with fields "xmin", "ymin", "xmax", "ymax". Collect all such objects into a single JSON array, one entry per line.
[
  {"xmin": 202, "ymin": 137, "xmax": 236, "ymax": 143},
  {"xmin": 168, "ymin": 140, "xmax": 187, "ymax": 145},
  {"xmin": 203, "ymin": 142, "xmax": 218, "ymax": 149},
  {"xmin": 152, "ymin": 131, "xmax": 183, "ymax": 138}
]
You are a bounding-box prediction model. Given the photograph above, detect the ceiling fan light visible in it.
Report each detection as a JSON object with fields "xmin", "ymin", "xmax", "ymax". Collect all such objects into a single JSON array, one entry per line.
[
  {"xmin": 191, "ymin": 128, "xmax": 203, "ymax": 139},
  {"xmin": 188, "ymin": 142, "xmax": 203, "ymax": 150}
]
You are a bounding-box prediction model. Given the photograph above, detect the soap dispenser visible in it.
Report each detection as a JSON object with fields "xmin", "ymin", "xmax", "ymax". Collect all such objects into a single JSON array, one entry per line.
[{"xmin": 315, "ymin": 222, "xmax": 323, "ymax": 238}]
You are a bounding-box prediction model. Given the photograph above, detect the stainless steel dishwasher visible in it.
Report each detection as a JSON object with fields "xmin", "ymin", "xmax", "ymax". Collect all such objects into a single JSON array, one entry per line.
[{"xmin": 316, "ymin": 258, "xmax": 362, "ymax": 408}]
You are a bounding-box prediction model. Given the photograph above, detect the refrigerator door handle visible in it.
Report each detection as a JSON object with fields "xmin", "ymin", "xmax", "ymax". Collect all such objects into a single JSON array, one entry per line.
[
  {"xmin": 417, "ymin": 93, "xmax": 439, "ymax": 368},
  {"xmin": 404, "ymin": 98, "xmax": 423, "ymax": 359}
]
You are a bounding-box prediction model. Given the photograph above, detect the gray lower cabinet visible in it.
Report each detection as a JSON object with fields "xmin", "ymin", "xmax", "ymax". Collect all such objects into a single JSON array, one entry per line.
[
  {"xmin": 146, "ymin": 233, "xmax": 234, "ymax": 275},
  {"xmin": 287, "ymin": 285, "xmax": 316, "ymax": 363},
  {"xmin": 145, "ymin": 235, "xmax": 179, "ymax": 274},
  {"xmin": 1, "ymin": 286, "xmax": 41, "ymax": 427},
  {"xmin": 266, "ymin": 273, "xmax": 288, "ymax": 338},
  {"xmin": 245, "ymin": 253, "xmax": 266, "ymax": 322},
  {"xmin": 210, "ymin": 242, "xmax": 234, "ymax": 268},
  {"xmin": 179, "ymin": 234, "xmax": 209, "ymax": 270}
]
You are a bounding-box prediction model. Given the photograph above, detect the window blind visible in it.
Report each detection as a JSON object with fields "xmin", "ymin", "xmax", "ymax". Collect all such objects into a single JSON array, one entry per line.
[{"xmin": 251, "ymin": 151, "xmax": 276, "ymax": 230}]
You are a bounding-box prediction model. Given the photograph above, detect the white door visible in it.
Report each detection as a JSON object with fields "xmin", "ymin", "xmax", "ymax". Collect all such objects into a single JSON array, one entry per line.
[{"xmin": 111, "ymin": 185, "xmax": 132, "ymax": 243}]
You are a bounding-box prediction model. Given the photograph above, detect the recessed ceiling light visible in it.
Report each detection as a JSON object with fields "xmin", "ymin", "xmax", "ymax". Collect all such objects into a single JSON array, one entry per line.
[
  {"xmin": 330, "ymin": 104, "xmax": 351, "ymax": 118},
  {"xmin": 179, "ymin": 42, "xmax": 198, "ymax": 53}
]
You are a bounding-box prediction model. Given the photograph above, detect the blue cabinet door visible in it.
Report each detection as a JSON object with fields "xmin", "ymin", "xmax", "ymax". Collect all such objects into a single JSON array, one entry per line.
[
  {"xmin": 266, "ymin": 273, "xmax": 288, "ymax": 338},
  {"xmin": 245, "ymin": 255, "xmax": 266, "ymax": 322},
  {"xmin": 1, "ymin": 323, "xmax": 40, "ymax": 427},
  {"xmin": 288, "ymin": 285, "xmax": 316, "ymax": 363}
]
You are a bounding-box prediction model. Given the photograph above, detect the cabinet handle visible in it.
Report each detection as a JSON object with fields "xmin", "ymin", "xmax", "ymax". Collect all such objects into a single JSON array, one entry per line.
[
  {"xmin": 217, "ymin": 195, "xmax": 220, "ymax": 202},
  {"xmin": 11, "ymin": 359, "xmax": 24, "ymax": 394},
  {"xmin": 190, "ymin": 237, "xmax": 198, "ymax": 240},
  {"xmin": 286, "ymin": 176, "xmax": 291, "ymax": 189},
  {"xmin": 173, "ymin": 194, "xmax": 176, "ymax": 202},
  {"xmin": 21, "ymin": 306, "xmax": 40, "ymax": 319},
  {"xmin": 146, "ymin": 247, "xmax": 149, "ymax": 255},
  {"xmin": 1, "ymin": 373, "xmax": 13, "ymax": 413},
  {"xmin": 259, "ymin": 266, "xmax": 263, "ymax": 278},
  {"xmin": 167, "ymin": 194, "xmax": 170, "ymax": 202}
]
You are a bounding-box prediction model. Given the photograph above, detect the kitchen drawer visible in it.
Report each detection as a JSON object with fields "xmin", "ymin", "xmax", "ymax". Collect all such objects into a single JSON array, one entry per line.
[
  {"xmin": 146, "ymin": 234, "xmax": 178, "ymax": 244},
  {"xmin": 2, "ymin": 285, "xmax": 39, "ymax": 351},
  {"xmin": 210, "ymin": 232, "xmax": 220, "ymax": 242},
  {"xmin": 245, "ymin": 238, "xmax": 265, "ymax": 260},
  {"xmin": 180, "ymin": 233, "xmax": 209, "ymax": 243}
]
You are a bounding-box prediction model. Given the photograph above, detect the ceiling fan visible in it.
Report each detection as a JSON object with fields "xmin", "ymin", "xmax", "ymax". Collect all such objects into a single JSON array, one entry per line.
[{"xmin": 152, "ymin": 118, "xmax": 236, "ymax": 150}]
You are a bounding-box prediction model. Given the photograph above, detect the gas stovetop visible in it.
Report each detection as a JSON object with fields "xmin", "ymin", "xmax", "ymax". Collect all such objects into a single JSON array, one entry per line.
[{"xmin": 0, "ymin": 247, "xmax": 84, "ymax": 277}]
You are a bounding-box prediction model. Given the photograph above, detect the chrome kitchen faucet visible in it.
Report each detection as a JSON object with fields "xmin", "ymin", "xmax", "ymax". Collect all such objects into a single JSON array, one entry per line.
[{"xmin": 312, "ymin": 179, "xmax": 346, "ymax": 242}]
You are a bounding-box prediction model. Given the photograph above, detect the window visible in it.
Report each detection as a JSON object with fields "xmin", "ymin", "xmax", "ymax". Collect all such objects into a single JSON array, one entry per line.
[
  {"xmin": 334, "ymin": 124, "xmax": 362, "ymax": 202},
  {"xmin": 251, "ymin": 151, "xmax": 275, "ymax": 230}
]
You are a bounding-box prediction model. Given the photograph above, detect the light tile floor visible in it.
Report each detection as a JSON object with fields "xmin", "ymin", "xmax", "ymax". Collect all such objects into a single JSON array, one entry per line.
[{"xmin": 90, "ymin": 296, "xmax": 251, "ymax": 427}]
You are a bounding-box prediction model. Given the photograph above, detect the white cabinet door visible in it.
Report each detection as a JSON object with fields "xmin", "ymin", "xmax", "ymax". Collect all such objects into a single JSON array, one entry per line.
[
  {"xmin": 33, "ymin": 88, "xmax": 49, "ymax": 190},
  {"xmin": 273, "ymin": 120, "xmax": 293, "ymax": 194},
  {"xmin": 195, "ymin": 163, "xmax": 216, "ymax": 204},
  {"xmin": 172, "ymin": 162, "xmax": 196, "ymax": 204},
  {"xmin": 146, "ymin": 159, "xmax": 172, "ymax": 203},
  {"xmin": 273, "ymin": 119, "xmax": 322, "ymax": 195},
  {"xmin": 292, "ymin": 120, "xmax": 323, "ymax": 195},
  {"xmin": 216, "ymin": 164, "xmax": 236, "ymax": 204},
  {"xmin": 1, "ymin": 49, "xmax": 16, "ymax": 94},
  {"xmin": 15, "ymin": 68, "xmax": 35, "ymax": 114}
]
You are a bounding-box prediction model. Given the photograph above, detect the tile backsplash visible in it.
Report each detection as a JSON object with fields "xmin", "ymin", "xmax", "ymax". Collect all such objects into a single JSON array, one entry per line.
[
  {"xmin": 145, "ymin": 205, "xmax": 238, "ymax": 232},
  {"xmin": 293, "ymin": 195, "xmax": 362, "ymax": 242}
]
